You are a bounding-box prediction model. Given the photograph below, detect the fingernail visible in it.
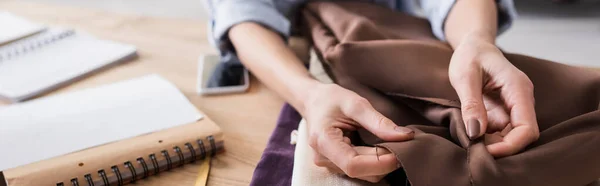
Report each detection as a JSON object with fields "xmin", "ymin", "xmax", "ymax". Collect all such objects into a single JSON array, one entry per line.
[
  {"xmin": 467, "ymin": 119, "xmax": 480, "ymax": 140},
  {"xmin": 394, "ymin": 126, "xmax": 414, "ymax": 134}
]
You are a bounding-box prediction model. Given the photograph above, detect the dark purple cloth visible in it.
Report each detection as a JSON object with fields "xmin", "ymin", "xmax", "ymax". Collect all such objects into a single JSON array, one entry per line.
[{"xmin": 250, "ymin": 104, "xmax": 301, "ymax": 186}]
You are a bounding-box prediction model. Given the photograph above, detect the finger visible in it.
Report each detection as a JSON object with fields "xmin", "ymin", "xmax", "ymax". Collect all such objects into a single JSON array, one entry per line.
[
  {"xmin": 313, "ymin": 152, "xmax": 344, "ymax": 173},
  {"xmin": 487, "ymin": 103, "xmax": 538, "ymax": 157},
  {"xmin": 317, "ymin": 127, "xmax": 359, "ymax": 170},
  {"xmin": 354, "ymin": 146, "xmax": 399, "ymax": 168},
  {"xmin": 486, "ymin": 125, "xmax": 538, "ymax": 157},
  {"xmin": 449, "ymin": 64, "xmax": 488, "ymax": 140},
  {"xmin": 349, "ymin": 146, "xmax": 398, "ymax": 177},
  {"xmin": 483, "ymin": 133, "xmax": 503, "ymax": 145},
  {"xmin": 357, "ymin": 175, "xmax": 386, "ymax": 183},
  {"xmin": 354, "ymin": 146, "xmax": 393, "ymax": 156},
  {"xmin": 314, "ymin": 127, "xmax": 355, "ymax": 165},
  {"xmin": 483, "ymin": 95, "xmax": 510, "ymax": 133},
  {"xmin": 316, "ymin": 147, "xmax": 396, "ymax": 175},
  {"xmin": 314, "ymin": 153, "xmax": 344, "ymax": 173},
  {"xmin": 500, "ymin": 124, "xmax": 513, "ymax": 136},
  {"xmin": 313, "ymin": 151, "xmax": 333, "ymax": 167},
  {"xmin": 326, "ymin": 166, "xmax": 344, "ymax": 174},
  {"xmin": 343, "ymin": 136, "xmax": 352, "ymax": 145},
  {"xmin": 484, "ymin": 125, "xmax": 512, "ymax": 145},
  {"xmin": 318, "ymin": 128, "xmax": 398, "ymax": 178},
  {"xmin": 488, "ymin": 78, "xmax": 538, "ymax": 157},
  {"xmin": 341, "ymin": 98, "xmax": 414, "ymax": 141},
  {"xmin": 318, "ymin": 146, "xmax": 397, "ymax": 175}
]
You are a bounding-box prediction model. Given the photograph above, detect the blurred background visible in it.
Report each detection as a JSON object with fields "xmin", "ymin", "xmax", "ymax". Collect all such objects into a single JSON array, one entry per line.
[{"xmin": 19, "ymin": 0, "xmax": 600, "ymax": 67}]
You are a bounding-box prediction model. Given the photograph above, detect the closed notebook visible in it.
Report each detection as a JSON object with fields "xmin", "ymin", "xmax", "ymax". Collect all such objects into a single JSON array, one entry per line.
[
  {"xmin": 0, "ymin": 74, "xmax": 224, "ymax": 186},
  {"xmin": 0, "ymin": 12, "xmax": 45, "ymax": 45},
  {"xmin": 0, "ymin": 27, "xmax": 137, "ymax": 102}
]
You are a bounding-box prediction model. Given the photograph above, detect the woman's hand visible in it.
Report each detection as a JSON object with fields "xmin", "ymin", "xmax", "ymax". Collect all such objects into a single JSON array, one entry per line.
[
  {"xmin": 448, "ymin": 36, "xmax": 539, "ymax": 158},
  {"xmin": 229, "ymin": 22, "xmax": 411, "ymax": 182},
  {"xmin": 304, "ymin": 83, "xmax": 414, "ymax": 182}
]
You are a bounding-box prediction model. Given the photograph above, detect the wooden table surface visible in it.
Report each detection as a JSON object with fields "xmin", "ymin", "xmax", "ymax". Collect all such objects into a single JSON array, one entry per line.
[
  {"xmin": 0, "ymin": 1, "xmax": 286, "ymax": 185},
  {"xmin": 2, "ymin": 1, "xmax": 598, "ymax": 185}
]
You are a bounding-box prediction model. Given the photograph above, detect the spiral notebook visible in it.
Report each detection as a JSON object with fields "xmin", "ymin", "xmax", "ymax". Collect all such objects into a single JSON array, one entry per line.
[
  {"xmin": 0, "ymin": 27, "xmax": 137, "ymax": 102},
  {"xmin": 0, "ymin": 74, "xmax": 224, "ymax": 186}
]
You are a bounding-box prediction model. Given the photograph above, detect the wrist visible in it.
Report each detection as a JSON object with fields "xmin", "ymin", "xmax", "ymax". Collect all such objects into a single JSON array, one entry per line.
[
  {"xmin": 288, "ymin": 76, "xmax": 322, "ymax": 115},
  {"xmin": 452, "ymin": 34, "xmax": 503, "ymax": 65},
  {"xmin": 460, "ymin": 31, "xmax": 496, "ymax": 46},
  {"xmin": 458, "ymin": 32, "xmax": 500, "ymax": 54}
]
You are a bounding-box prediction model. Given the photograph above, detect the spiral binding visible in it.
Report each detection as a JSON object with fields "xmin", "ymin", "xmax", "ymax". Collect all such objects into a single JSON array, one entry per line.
[
  {"xmin": 136, "ymin": 157, "xmax": 149, "ymax": 179},
  {"xmin": 98, "ymin": 170, "xmax": 109, "ymax": 186},
  {"xmin": 185, "ymin": 143, "xmax": 196, "ymax": 163},
  {"xmin": 208, "ymin": 136, "xmax": 217, "ymax": 157},
  {"xmin": 0, "ymin": 29, "xmax": 75, "ymax": 62},
  {"xmin": 161, "ymin": 150, "xmax": 173, "ymax": 171},
  {"xmin": 124, "ymin": 161, "xmax": 137, "ymax": 183},
  {"xmin": 84, "ymin": 174, "xmax": 94, "ymax": 186},
  {"xmin": 111, "ymin": 166, "xmax": 123, "ymax": 186},
  {"xmin": 198, "ymin": 139, "xmax": 207, "ymax": 160},
  {"xmin": 70, "ymin": 178, "xmax": 79, "ymax": 186},
  {"xmin": 56, "ymin": 135, "xmax": 218, "ymax": 186},
  {"xmin": 174, "ymin": 146, "xmax": 185, "ymax": 167},
  {"xmin": 149, "ymin": 154, "xmax": 159, "ymax": 175}
]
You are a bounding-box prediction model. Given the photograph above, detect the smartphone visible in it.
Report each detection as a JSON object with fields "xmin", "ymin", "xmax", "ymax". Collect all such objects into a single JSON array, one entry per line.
[{"xmin": 197, "ymin": 54, "xmax": 250, "ymax": 95}]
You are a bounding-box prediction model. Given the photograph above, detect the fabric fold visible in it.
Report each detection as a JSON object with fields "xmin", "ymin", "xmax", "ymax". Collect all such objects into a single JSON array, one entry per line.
[
  {"xmin": 250, "ymin": 104, "xmax": 301, "ymax": 186},
  {"xmin": 302, "ymin": 2, "xmax": 600, "ymax": 186}
]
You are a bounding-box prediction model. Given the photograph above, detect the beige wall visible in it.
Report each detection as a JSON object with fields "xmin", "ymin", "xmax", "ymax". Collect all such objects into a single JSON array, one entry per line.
[{"xmin": 20, "ymin": 0, "xmax": 600, "ymax": 67}]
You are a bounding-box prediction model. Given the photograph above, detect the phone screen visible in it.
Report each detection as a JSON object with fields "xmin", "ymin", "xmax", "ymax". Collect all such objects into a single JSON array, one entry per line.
[{"xmin": 201, "ymin": 56, "xmax": 246, "ymax": 89}]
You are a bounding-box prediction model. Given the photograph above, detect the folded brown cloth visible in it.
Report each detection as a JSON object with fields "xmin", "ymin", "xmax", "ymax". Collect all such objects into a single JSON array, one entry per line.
[{"xmin": 302, "ymin": 2, "xmax": 600, "ymax": 186}]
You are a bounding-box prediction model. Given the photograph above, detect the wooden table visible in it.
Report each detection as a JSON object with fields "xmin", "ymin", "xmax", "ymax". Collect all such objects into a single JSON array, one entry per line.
[
  {"xmin": 2, "ymin": 1, "xmax": 598, "ymax": 185},
  {"xmin": 0, "ymin": 1, "xmax": 288, "ymax": 185}
]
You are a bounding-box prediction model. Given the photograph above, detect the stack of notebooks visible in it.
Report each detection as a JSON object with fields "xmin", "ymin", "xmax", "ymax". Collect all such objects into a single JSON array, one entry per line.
[
  {"xmin": 0, "ymin": 75, "xmax": 224, "ymax": 186},
  {"xmin": 0, "ymin": 12, "xmax": 138, "ymax": 102}
]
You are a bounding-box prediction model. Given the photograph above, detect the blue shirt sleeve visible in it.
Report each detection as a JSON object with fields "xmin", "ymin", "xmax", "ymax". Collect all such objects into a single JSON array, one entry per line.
[
  {"xmin": 418, "ymin": 0, "xmax": 518, "ymax": 41},
  {"xmin": 207, "ymin": 0, "xmax": 290, "ymax": 50}
]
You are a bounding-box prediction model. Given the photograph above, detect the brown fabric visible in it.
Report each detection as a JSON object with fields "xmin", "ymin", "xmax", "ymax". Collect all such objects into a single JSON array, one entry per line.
[{"xmin": 302, "ymin": 2, "xmax": 600, "ymax": 186}]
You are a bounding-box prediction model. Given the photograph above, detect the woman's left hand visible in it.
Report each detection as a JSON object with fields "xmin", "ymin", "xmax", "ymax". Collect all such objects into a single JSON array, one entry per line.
[{"xmin": 448, "ymin": 36, "xmax": 540, "ymax": 158}]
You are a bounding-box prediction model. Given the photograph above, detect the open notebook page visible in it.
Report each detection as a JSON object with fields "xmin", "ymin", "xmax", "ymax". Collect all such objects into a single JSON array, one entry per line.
[{"xmin": 0, "ymin": 74, "xmax": 203, "ymax": 170}]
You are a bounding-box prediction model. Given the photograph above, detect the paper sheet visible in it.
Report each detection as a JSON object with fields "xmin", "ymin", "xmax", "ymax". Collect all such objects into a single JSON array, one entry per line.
[
  {"xmin": 0, "ymin": 74, "xmax": 203, "ymax": 170},
  {"xmin": 0, "ymin": 12, "xmax": 45, "ymax": 45}
]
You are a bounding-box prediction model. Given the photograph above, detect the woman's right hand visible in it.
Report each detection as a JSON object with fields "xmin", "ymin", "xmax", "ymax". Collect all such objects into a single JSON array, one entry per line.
[
  {"xmin": 229, "ymin": 22, "xmax": 412, "ymax": 182},
  {"xmin": 303, "ymin": 83, "xmax": 415, "ymax": 182}
]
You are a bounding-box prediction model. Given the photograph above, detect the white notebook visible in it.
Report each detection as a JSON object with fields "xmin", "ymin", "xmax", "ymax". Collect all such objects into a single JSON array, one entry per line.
[
  {"xmin": 0, "ymin": 74, "xmax": 203, "ymax": 171},
  {"xmin": 0, "ymin": 12, "xmax": 46, "ymax": 45},
  {"xmin": 0, "ymin": 27, "xmax": 137, "ymax": 102}
]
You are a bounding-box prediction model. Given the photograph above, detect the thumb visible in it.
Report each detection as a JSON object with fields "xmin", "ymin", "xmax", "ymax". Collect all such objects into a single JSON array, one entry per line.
[
  {"xmin": 449, "ymin": 67, "xmax": 488, "ymax": 140},
  {"xmin": 342, "ymin": 98, "xmax": 414, "ymax": 141}
]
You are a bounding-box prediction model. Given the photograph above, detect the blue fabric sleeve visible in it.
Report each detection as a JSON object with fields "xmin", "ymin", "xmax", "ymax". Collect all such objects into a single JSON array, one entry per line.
[
  {"xmin": 205, "ymin": 0, "xmax": 291, "ymax": 61},
  {"xmin": 419, "ymin": 0, "xmax": 518, "ymax": 41}
]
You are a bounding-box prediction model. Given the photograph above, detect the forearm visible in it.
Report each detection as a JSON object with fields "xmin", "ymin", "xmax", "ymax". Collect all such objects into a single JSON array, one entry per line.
[
  {"xmin": 445, "ymin": 0, "xmax": 498, "ymax": 49},
  {"xmin": 229, "ymin": 22, "xmax": 318, "ymax": 114}
]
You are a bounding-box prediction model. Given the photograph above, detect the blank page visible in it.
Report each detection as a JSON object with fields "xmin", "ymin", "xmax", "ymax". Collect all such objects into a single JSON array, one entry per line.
[
  {"xmin": 0, "ymin": 12, "xmax": 45, "ymax": 45},
  {"xmin": 0, "ymin": 74, "xmax": 203, "ymax": 170}
]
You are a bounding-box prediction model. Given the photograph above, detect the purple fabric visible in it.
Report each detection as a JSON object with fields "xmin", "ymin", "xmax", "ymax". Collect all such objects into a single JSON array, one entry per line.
[{"xmin": 250, "ymin": 104, "xmax": 301, "ymax": 186}]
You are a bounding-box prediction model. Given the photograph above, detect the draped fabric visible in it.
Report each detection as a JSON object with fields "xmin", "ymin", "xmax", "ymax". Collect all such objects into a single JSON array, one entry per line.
[
  {"xmin": 250, "ymin": 104, "xmax": 301, "ymax": 186},
  {"xmin": 302, "ymin": 2, "xmax": 600, "ymax": 186}
]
